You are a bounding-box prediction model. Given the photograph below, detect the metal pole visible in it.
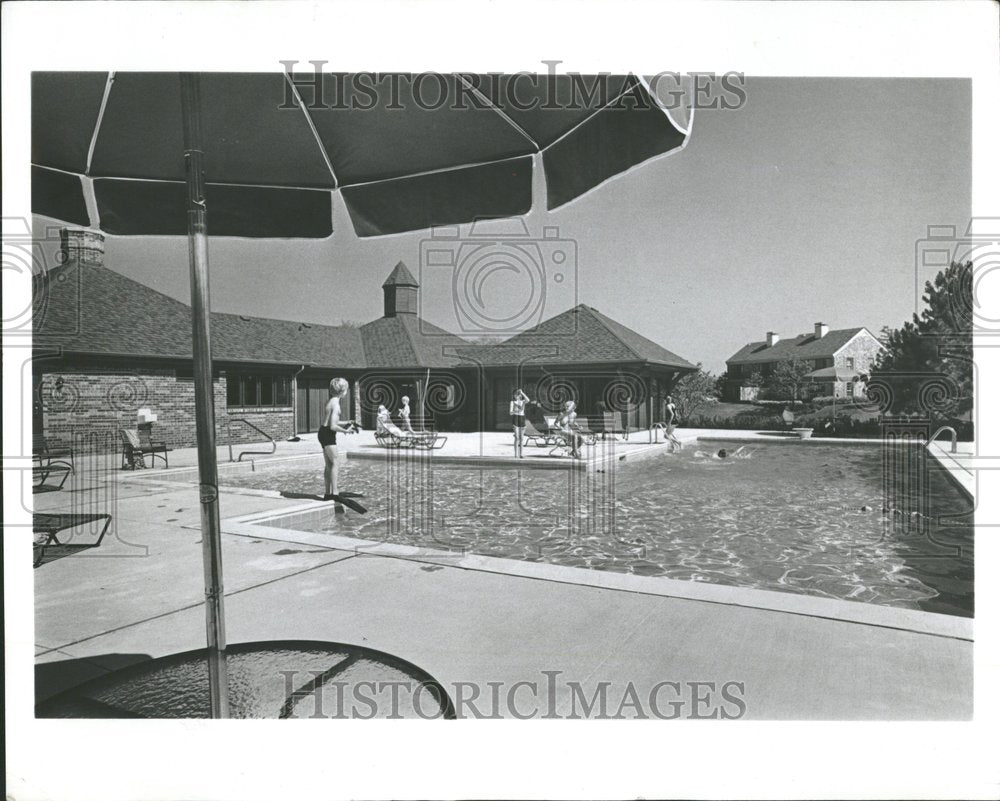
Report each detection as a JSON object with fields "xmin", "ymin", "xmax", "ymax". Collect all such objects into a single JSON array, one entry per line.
[{"xmin": 181, "ymin": 72, "xmax": 230, "ymax": 718}]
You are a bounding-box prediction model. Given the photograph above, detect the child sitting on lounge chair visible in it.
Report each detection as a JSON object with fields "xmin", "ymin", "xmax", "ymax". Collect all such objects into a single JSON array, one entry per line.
[
  {"xmin": 555, "ymin": 400, "xmax": 584, "ymax": 459},
  {"xmin": 377, "ymin": 405, "xmax": 406, "ymax": 438}
]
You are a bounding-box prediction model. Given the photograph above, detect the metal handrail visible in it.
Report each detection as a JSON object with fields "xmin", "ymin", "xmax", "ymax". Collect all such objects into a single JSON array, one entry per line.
[
  {"xmin": 929, "ymin": 425, "xmax": 958, "ymax": 454},
  {"xmin": 226, "ymin": 417, "xmax": 277, "ymax": 462}
]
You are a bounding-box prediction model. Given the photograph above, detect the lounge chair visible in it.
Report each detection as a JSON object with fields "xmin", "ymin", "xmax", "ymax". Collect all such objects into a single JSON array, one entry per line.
[
  {"xmin": 524, "ymin": 407, "xmax": 559, "ymax": 448},
  {"xmin": 33, "ymin": 433, "xmax": 75, "ymax": 473},
  {"xmin": 375, "ymin": 418, "xmax": 446, "ymax": 449},
  {"xmin": 522, "ymin": 417, "xmax": 552, "ymax": 448},
  {"xmin": 573, "ymin": 416, "xmax": 598, "ymax": 446},
  {"xmin": 33, "ymin": 456, "xmax": 72, "ymax": 489},
  {"xmin": 33, "ymin": 512, "xmax": 112, "ymax": 567},
  {"xmin": 120, "ymin": 429, "xmax": 170, "ymax": 469},
  {"xmin": 602, "ymin": 411, "xmax": 628, "ymax": 440}
]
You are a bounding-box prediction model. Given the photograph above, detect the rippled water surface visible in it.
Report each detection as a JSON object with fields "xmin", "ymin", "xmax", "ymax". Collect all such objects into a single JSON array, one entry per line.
[{"xmin": 214, "ymin": 444, "xmax": 974, "ymax": 617}]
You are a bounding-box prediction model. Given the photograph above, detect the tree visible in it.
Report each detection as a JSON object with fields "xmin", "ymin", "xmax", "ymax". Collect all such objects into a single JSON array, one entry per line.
[
  {"xmin": 671, "ymin": 364, "xmax": 719, "ymax": 419},
  {"xmin": 869, "ymin": 260, "xmax": 972, "ymax": 418},
  {"xmin": 762, "ymin": 358, "xmax": 813, "ymax": 402}
]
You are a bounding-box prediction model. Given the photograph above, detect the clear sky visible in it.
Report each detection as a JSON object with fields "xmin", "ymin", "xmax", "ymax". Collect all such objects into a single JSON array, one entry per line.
[{"xmin": 34, "ymin": 77, "xmax": 971, "ymax": 373}]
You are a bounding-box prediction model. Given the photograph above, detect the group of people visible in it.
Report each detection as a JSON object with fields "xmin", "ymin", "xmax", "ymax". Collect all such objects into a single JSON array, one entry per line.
[
  {"xmin": 509, "ymin": 389, "xmax": 683, "ymax": 459},
  {"xmin": 509, "ymin": 389, "xmax": 586, "ymax": 459},
  {"xmin": 319, "ymin": 378, "xmax": 689, "ymax": 505}
]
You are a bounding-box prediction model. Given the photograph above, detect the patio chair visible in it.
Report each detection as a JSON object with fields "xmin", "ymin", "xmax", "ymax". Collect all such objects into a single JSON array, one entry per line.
[
  {"xmin": 781, "ymin": 408, "xmax": 796, "ymax": 430},
  {"xmin": 138, "ymin": 425, "xmax": 170, "ymax": 468},
  {"xmin": 33, "ymin": 433, "xmax": 75, "ymax": 473},
  {"xmin": 33, "ymin": 512, "xmax": 112, "ymax": 567}
]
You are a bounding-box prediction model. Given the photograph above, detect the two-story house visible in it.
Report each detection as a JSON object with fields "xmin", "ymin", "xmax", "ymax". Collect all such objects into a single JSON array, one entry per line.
[{"xmin": 724, "ymin": 323, "xmax": 885, "ymax": 402}]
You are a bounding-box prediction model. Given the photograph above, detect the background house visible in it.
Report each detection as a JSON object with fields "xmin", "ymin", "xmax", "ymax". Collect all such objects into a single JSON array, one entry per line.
[
  {"xmin": 724, "ymin": 323, "xmax": 885, "ymax": 402},
  {"xmin": 33, "ymin": 228, "xmax": 696, "ymax": 449}
]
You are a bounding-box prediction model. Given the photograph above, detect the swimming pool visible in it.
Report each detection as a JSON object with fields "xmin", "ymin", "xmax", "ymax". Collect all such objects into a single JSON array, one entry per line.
[{"xmin": 204, "ymin": 443, "xmax": 974, "ymax": 617}]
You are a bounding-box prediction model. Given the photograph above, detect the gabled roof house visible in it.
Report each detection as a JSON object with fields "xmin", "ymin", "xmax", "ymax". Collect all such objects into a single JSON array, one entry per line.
[{"xmin": 724, "ymin": 323, "xmax": 885, "ymax": 401}]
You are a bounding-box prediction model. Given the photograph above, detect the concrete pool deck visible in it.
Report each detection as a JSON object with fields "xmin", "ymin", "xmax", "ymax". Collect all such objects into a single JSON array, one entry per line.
[{"xmin": 30, "ymin": 429, "xmax": 973, "ymax": 719}]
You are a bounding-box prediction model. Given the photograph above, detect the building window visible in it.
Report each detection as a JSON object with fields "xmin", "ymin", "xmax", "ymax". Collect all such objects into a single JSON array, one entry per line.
[
  {"xmin": 846, "ymin": 381, "xmax": 854, "ymax": 397},
  {"xmin": 846, "ymin": 357, "xmax": 855, "ymax": 370},
  {"xmin": 227, "ymin": 374, "xmax": 291, "ymax": 409}
]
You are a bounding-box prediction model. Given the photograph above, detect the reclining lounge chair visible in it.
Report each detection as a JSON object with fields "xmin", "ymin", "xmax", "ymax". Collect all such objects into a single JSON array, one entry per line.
[
  {"xmin": 34, "ymin": 433, "xmax": 75, "ymax": 473},
  {"xmin": 33, "ymin": 512, "xmax": 113, "ymax": 567}
]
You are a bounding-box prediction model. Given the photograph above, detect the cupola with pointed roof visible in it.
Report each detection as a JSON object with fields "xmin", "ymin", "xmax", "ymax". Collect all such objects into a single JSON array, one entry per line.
[{"xmin": 382, "ymin": 261, "xmax": 419, "ymax": 317}]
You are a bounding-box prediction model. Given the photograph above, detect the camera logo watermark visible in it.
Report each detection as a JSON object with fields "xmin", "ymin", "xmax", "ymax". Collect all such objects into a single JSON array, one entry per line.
[{"xmin": 419, "ymin": 220, "xmax": 577, "ymax": 338}]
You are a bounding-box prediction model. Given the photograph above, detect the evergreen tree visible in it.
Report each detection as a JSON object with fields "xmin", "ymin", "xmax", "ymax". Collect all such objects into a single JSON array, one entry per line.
[{"xmin": 870, "ymin": 260, "xmax": 973, "ymax": 417}]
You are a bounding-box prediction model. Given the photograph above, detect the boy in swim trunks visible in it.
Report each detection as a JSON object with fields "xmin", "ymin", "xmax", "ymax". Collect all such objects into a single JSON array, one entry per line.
[{"xmin": 320, "ymin": 377, "xmax": 354, "ymax": 508}]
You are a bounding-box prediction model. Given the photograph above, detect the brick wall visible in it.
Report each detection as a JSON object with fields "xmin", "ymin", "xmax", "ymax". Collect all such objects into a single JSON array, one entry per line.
[{"xmin": 38, "ymin": 363, "xmax": 293, "ymax": 452}]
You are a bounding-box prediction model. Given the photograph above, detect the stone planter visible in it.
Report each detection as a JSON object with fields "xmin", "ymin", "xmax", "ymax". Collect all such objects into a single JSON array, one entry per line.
[{"xmin": 793, "ymin": 427, "xmax": 814, "ymax": 439}]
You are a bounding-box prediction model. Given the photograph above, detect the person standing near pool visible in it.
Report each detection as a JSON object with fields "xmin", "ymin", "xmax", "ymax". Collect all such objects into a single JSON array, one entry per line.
[
  {"xmin": 319, "ymin": 377, "xmax": 354, "ymax": 508},
  {"xmin": 510, "ymin": 388, "xmax": 531, "ymax": 458},
  {"xmin": 664, "ymin": 394, "xmax": 683, "ymax": 451},
  {"xmin": 399, "ymin": 395, "xmax": 414, "ymax": 433}
]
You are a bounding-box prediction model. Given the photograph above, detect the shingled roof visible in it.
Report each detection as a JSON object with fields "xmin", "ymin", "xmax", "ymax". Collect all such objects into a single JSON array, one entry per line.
[
  {"xmin": 463, "ymin": 305, "xmax": 697, "ymax": 370},
  {"xmin": 359, "ymin": 314, "xmax": 471, "ymax": 368},
  {"xmin": 726, "ymin": 328, "xmax": 873, "ymax": 365},
  {"xmin": 34, "ymin": 262, "xmax": 696, "ymax": 372},
  {"xmin": 33, "ymin": 260, "xmax": 364, "ymax": 366},
  {"xmin": 382, "ymin": 260, "xmax": 419, "ymax": 287}
]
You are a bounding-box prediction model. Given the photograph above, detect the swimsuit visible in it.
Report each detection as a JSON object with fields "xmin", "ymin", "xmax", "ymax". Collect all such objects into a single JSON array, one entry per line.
[
  {"xmin": 510, "ymin": 398, "xmax": 526, "ymax": 427},
  {"xmin": 318, "ymin": 425, "xmax": 337, "ymax": 447}
]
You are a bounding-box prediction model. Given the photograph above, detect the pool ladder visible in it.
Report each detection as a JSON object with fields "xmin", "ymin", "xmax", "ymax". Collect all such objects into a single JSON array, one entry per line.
[
  {"xmin": 929, "ymin": 425, "xmax": 958, "ymax": 454},
  {"xmin": 226, "ymin": 417, "xmax": 277, "ymax": 468}
]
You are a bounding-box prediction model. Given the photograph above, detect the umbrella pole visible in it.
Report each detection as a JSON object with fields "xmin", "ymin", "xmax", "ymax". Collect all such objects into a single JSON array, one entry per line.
[{"xmin": 181, "ymin": 73, "xmax": 230, "ymax": 718}]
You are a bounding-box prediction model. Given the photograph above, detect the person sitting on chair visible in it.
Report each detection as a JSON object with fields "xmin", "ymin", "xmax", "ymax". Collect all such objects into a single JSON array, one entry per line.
[
  {"xmin": 555, "ymin": 400, "xmax": 584, "ymax": 459},
  {"xmin": 377, "ymin": 405, "xmax": 406, "ymax": 438}
]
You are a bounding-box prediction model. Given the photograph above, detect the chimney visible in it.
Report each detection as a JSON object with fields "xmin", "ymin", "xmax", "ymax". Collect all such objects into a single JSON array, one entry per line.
[
  {"xmin": 59, "ymin": 227, "xmax": 105, "ymax": 267},
  {"xmin": 766, "ymin": 331, "xmax": 780, "ymax": 347},
  {"xmin": 814, "ymin": 322, "xmax": 829, "ymax": 339}
]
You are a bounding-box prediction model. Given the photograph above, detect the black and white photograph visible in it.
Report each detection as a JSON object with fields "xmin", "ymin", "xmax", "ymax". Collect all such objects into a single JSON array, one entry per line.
[{"xmin": 4, "ymin": 2, "xmax": 999, "ymax": 799}]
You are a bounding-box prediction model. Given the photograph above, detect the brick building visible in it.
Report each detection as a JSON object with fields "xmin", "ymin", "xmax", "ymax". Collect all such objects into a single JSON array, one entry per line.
[
  {"xmin": 34, "ymin": 229, "xmax": 697, "ymax": 450},
  {"xmin": 723, "ymin": 323, "xmax": 885, "ymax": 402}
]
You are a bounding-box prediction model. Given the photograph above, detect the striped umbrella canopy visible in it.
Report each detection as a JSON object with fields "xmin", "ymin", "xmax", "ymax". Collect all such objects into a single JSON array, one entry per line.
[
  {"xmin": 30, "ymin": 70, "xmax": 693, "ymax": 718},
  {"xmin": 32, "ymin": 71, "xmax": 691, "ymax": 238}
]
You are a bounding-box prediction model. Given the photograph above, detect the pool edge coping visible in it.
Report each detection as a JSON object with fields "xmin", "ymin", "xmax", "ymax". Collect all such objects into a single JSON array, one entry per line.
[{"xmin": 217, "ymin": 501, "xmax": 973, "ymax": 644}]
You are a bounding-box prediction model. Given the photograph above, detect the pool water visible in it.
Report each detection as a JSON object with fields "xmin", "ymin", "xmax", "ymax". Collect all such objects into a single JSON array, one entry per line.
[{"xmin": 211, "ymin": 444, "xmax": 974, "ymax": 617}]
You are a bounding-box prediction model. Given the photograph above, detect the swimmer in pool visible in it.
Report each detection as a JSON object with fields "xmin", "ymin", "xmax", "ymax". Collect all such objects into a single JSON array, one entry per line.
[{"xmin": 694, "ymin": 446, "xmax": 755, "ymax": 460}]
